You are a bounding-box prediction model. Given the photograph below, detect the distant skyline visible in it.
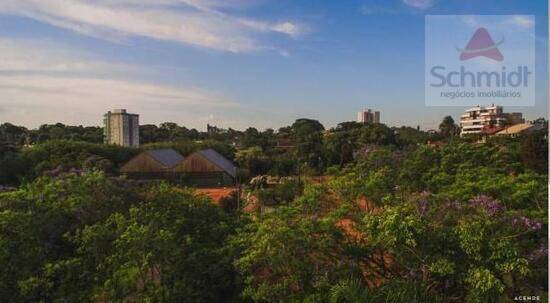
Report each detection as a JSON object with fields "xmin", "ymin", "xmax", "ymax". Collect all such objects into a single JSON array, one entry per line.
[{"xmin": 0, "ymin": 0, "xmax": 547, "ymax": 131}]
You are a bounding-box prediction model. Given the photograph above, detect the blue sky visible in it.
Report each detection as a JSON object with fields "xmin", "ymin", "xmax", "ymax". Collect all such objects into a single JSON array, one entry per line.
[{"xmin": 0, "ymin": 0, "xmax": 547, "ymax": 130}]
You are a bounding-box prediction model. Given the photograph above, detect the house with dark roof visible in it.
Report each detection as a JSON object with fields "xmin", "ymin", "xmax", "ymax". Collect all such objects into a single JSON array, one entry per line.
[
  {"xmin": 173, "ymin": 149, "xmax": 237, "ymax": 186},
  {"xmin": 120, "ymin": 148, "xmax": 184, "ymax": 179},
  {"xmin": 120, "ymin": 148, "xmax": 237, "ymax": 186}
]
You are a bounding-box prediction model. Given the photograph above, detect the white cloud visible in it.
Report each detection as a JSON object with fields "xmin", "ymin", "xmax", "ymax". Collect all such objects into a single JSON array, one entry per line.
[
  {"xmin": 509, "ymin": 15, "xmax": 534, "ymax": 29},
  {"xmin": 0, "ymin": 38, "xmax": 240, "ymax": 128},
  {"xmin": 178, "ymin": 0, "xmax": 262, "ymax": 11},
  {"xmin": 182, "ymin": 0, "xmax": 309, "ymax": 38},
  {"xmin": 0, "ymin": 0, "xmax": 307, "ymax": 53},
  {"xmin": 0, "ymin": 75, "xmax": 238, "ymax": 127},
  {"xmin": 402, "ymin": 0, "xmax": 435, "ymax": 9},
  {"xmin": 270, "ymin": 22, "xmax": 308, "ymax": 37},
  {"xmin": 360, "ymin": 0, "xmax": 434, "ymax": 15},
  {"xmin": 0, "ymin": 75, "xmax": 237, "ymax": 108},
  {"xmin": 0, "ymin": 38, "xmax": 130, "ymax": 73}
]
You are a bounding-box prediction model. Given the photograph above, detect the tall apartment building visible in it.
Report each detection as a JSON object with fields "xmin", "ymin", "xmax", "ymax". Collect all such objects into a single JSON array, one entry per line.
[
  {"xmin": 459, "ymin": 105, "xmax": 523, "ymax": 136},
  {"xmin": 103, "ymin": 109, "xmax": 140, "ymax": 148},
  {"xmin": 357, "ymin": 108, "xmax": 380, "ymax": 124}
]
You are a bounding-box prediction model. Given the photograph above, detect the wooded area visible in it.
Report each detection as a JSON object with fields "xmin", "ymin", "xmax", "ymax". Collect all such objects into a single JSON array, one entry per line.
[{"xmin": 0, "ymin": 117, "xmax": 547, "ymax": 302}]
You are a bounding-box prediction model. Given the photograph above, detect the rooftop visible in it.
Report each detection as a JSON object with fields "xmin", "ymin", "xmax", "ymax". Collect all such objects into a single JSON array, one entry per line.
[
  {"xmin": 197, "ymin": 149, "xmax": 237, "ymax": 177},
  {"xmin": 147, "ymin": 149, "xmax": 184, "ymax": 168},
  {"xmin": 496, "ymin": 123, "xmax": 538, "ymax": 135}
]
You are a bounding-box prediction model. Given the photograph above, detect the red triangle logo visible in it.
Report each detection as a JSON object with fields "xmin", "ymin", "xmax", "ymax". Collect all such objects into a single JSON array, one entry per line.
[{"xmin": 459, "ymin": 27, "xmax": 504, "ymax": 61}]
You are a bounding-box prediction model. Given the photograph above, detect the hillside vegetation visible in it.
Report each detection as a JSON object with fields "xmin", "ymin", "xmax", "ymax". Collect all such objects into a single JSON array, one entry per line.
[{"xmin": 0, "ymin": 119, "xmax": 547, "ymax": 302}]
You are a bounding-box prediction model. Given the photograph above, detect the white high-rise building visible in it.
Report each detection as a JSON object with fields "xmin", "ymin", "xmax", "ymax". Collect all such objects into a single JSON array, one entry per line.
[
  {"xmin": 103, "ymin": 109, "xmax": 140, "ymax": 148},
  {"xmin": 357, "ymin": 108, "xmax": 380, "ymax": 124},
  {"xmin": 459, "ymin": 105, "xmax": 523, "ymax": 136}
]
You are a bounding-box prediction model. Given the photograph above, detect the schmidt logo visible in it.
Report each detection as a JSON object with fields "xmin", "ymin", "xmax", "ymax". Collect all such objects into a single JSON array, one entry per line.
[
  {"xmin": 425, "ymin": 15, "xmax": 535, "ymax": 106},
  {"xmin": 430, "ymin": 26, "xmax": 531, "ymax": 89}
]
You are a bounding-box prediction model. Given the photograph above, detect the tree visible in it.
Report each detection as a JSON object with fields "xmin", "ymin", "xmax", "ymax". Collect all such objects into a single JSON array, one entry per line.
[
  {"xmin": 140, "ymin": 123, "xmax": 202, "ymax": 144},
  {"xmin": 0, "ymin": 172, "xmax": 137, "ymax": 301},
  {"xmin": 335, "ymin": 121, "xmax": 363, "ymax": 132},
  {"xmin": 72, "ymin": 184, "xmax": 241, "ymax": 302},
  {"xmin": 0, "ymin": 123, "xmax": 28, "ymax": 146},
  {"xmin": 82, "ymin": 155, "xmax": 115, "ymax": 173},
  {"xmin": 394, "ymin": 126, "xmax": 435, "ymax": 146},
  {"xmin": 439, "ymin": 116, "xmax": 459, "ymax": 138},
  {"xmin": 0, "ymin": 149, "xmax": 25, "ymax": 185},
  {"xmin": 519, "ymin": 131, "xmax": 548, "ymax": 174},
  {"xmin": 361, "ymin": 192, "xmax": 544, "ymax": 302},
  {"xmin": 0, "ymin": 120, "xmax": 547, "ymax": 302},
  {"xmin": 292, "ymin": 119, "xmax": 325, "ymax": 137},
  {"xmin": 30, "ymin": 123, "xmax": 103, "ymax": 143},
  {"xmin": 0, "ymin": 174, "xmax": 242, "ymax": 302},
  {"xmin": 139, "ymin": 124, "xmax": 165, "ymax": 144},
  {"xmin": 234, "ymin": 185, "xmax": 363, "ymax": 302},
  {"xmin": 324, "ymin": 131, "xmax": 355, "ymax": 167},
  {"xmin": 241, "ymin": 128, "xmax": 263, "ymax": 149},
  {"xmin": 235, "ymin": 146, "xmax": 270, "ymax": 177},
  {"xmin": 291, "ymin": 119, "xmax": 326, "ymax": 172},
  {"xmin": 359, "ymin": 123, "xmax": 397, "ymax": 146},
  {"xmin": 20, "ymin": 140, "xmax": 137, "ymax": 181}
]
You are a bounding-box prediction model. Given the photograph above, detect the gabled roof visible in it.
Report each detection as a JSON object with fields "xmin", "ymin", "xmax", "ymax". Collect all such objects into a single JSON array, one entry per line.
[
  {"xmin": 197, "ymin": 149, "xmax": 237, "ymax": 177},
  {"xmin": 495, "ymin": 123, "xmax": 544, "ymax": 135},
  {"xmin": 146, "ymin": 149, "xmax": 184, "ymax": 168},
  {"xmin": 481, "ymin": 125, "xmax": 504, "ymax": 135}
]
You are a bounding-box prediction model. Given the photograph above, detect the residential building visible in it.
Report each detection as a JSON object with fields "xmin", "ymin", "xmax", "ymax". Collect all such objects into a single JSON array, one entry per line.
[
  {"xmin": 120, "ymin": 148, "xmax": 237, "ymax": 186},
  {"xmin": 174, "ymin": 149, "xmax": 237, "ymax": 186},
  {"xmin": 496, "ymin": 122, "xmax": 545, "ymax": 137},
  {"xmin": 357, "ymin": 108, "xmax": 380, "ymax": 124},
  {"xmin": 103, "ymin": 109, "xmax": 140, "ymax": 147},
  {"xmin": 120, "ymin": 149, "xmax": 184, "ymax": 178},
  {"xmin": 459, "ymin": 105, "xmax": 509, "ymax": 136},
  {"xmin": 374, "ymin": 111, "xmax": 380, "ymax": 124}
]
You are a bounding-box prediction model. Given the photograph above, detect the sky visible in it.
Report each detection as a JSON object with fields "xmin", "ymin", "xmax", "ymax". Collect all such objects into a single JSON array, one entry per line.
[{"xmin": 0, "ymin": 0, "xmax": 547, "ymax": 131}]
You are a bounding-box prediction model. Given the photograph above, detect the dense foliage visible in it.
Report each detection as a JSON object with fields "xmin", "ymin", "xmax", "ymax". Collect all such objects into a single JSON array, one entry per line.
[
  {"xmin": 235, "ymin": 142, "xmax": 547, "ymax": 302},
  {"xmin": 0, "ymin": 140, "xmax": 138, "ymax": 185},
  {"xmin": 0, "ymin": 119, "xmax": 442, "ymax": 185},
  {"xmin": 0, "ymin": 173, "xmax": 241, "ymax": 302},
  {"xmin": 0, "ymin": 118, "xmax": 547, "ymax": 302}
]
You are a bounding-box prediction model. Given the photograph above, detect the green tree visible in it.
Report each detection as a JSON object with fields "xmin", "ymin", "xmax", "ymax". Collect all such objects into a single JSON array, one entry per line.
[
  {"xmin": 235, "ymin": 146, "xmax": 270, "ymax": 177},
  {"xmin": 291, "ymin": 119, "xmax": 326, "ymax": 172},
  {"xmin": 72, "ymin": 184, "xmax": 241, "ymax": 302},
  {"xmin": 439, "ymin": 116, "xmax": 459, "ymax": 138},
  {"xmin": 20, "ymin": 140, "xmax": 137, "ymax": 180},
  {"xmin": 519, "ymin": 131, "xmax": 548, "ymax": 174},
  {"xmin": 0, "ymin": 123, "xmax": 28, "ymax": 146},
  {"xmin": 0, "ymin": 172, "xmax": 136, "ymax": 301},
  {"xmin": 0, "ymin": 146, "xmax": 25, "ymax": 185},
  {"xmin": 234, "ymin": 185, "xmax": 362, "ymax": 302},
  {"xmin": 0, "ymin": 173, "xmax": 242, "ymax": 302},
  {"xmin": 359, "ymin": 123, "xmax": 397, "ymax": 146},
  {"xmin": 324, "ymin": 130, "xmax": 356, "ymax": 167}
]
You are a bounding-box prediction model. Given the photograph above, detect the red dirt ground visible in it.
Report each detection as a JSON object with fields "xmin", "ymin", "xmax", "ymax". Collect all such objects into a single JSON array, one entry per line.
[{"xmin": 195, "ymin": 187, "xmax": 236, "ymax": 203}]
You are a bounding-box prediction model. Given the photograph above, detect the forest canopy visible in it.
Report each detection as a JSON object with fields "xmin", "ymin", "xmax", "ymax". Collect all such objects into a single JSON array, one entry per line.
[{"xmin": 0, "ymin": 119, "xmax": 547, "ymax": 302}]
